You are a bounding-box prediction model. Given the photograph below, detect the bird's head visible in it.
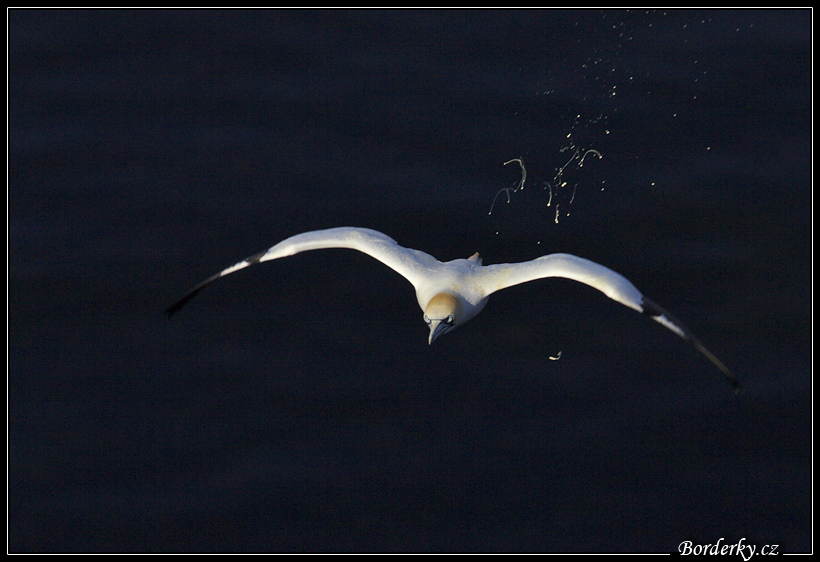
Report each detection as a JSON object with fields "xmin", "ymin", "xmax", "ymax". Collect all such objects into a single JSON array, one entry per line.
[{"xmin": 424, "ymin": 292, "xmax": 462, "ymax": 344}]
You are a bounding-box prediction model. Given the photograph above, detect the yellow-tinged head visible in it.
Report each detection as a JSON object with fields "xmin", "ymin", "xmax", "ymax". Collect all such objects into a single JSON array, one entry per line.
[{"xmin": 424, "ymin": 292, "xmax": 462, "ymax": 344}]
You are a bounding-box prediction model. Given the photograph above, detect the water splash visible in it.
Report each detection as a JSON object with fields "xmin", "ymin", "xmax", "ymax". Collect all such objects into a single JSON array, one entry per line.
[{"xmin": 488, "ymin": 158, "xmax": 527, "ymax": 216}]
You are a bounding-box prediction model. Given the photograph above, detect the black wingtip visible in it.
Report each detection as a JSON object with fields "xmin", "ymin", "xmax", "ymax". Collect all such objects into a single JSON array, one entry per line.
[
  {"xmin": 641, "ymin": 298, "xmax": 741, "ymax": 393},
  {"xmin": 693, "ymin": 340, "xmax": 742, "ymax": 394},
  {"xmin": 164, "ymin": 301, "xmax": 183, "ymax": 318},
  {"xmin": 724, "ymin": 370, "xmax": 743, "ymax": 394},
  {"xmin": 165, "ymin": 270, "xmax": 228, "ymax": 319},
  {"xmin": 164, "ymin": 285, "xmax": 208, "ymax": 319},
  {"xmin": 164, "ymin": 296, "xmax": 190, "ymax": 318}
]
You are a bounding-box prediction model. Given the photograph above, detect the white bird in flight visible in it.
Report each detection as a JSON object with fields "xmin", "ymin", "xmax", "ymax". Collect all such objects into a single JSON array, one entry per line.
[{"xmin": 166, "ymin": 226, "xmax": 739, "ymax": 391}]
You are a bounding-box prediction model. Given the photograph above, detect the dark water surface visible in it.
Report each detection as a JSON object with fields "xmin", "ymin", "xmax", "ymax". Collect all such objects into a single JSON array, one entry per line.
[{"xmin": 9, "ymin": 9, "xmax": 811, "ymax": 552}]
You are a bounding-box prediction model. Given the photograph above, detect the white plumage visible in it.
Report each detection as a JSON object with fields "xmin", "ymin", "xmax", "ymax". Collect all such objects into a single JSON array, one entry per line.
[{"xmin": 167, "ymin": 227, "xmax": 739, "ymax": 391}]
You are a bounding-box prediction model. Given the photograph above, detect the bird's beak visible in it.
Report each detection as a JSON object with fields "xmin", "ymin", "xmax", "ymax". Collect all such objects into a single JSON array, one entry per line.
[{"xmin": 428, "ymin": 320, "xmax": 449, "ymax": 345}]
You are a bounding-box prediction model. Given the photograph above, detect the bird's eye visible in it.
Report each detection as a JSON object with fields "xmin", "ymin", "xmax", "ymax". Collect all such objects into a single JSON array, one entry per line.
[
  {"xmin": 424, "ymin": 315, "xmax": 431, "ymax": 326},
  {"xmin": 445, "ymin": 315, "xmax": 454, "ymax": 325}
]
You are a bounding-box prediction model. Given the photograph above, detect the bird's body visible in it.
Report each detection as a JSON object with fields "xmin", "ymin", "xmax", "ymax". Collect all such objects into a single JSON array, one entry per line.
[{"xmin": 167, "ymin": 227, "xmax": 740, "ymax": 391}]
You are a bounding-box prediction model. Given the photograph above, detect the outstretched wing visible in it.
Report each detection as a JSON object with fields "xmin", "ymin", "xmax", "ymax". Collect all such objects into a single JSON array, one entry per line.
[
  {"xmin": 165, "ymin": 227, "xmax": 440, "ymax": 317},
  {"xmin": 478, "ymin": 253, "xmax": 740, "ymax": 391}
]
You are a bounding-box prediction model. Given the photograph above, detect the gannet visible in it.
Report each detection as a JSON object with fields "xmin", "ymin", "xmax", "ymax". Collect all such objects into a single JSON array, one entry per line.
[{"xmin": 166, "ymin": 226, "xmax": 740, "ymax": 391}]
